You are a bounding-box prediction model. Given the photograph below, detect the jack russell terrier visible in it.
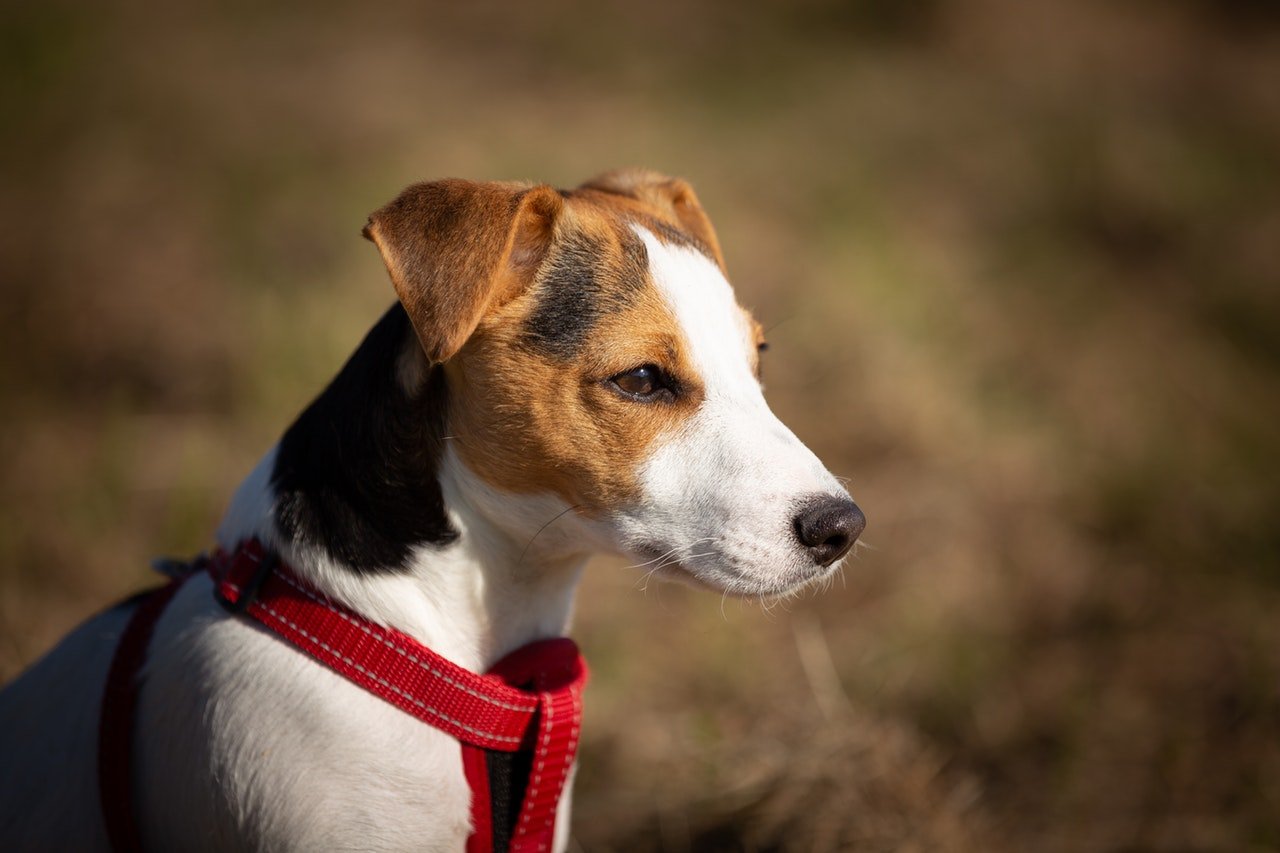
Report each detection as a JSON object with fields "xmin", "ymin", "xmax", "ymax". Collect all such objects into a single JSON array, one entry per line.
[{"xmin": 0, "ymin": 169, "xmax": 864, "ymax": 852}]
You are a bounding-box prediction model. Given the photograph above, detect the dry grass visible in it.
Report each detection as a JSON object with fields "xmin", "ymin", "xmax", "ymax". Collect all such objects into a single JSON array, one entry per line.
[{"xmin": 2, "ymin": 1, "xmax": 1279, "ymax": 849}]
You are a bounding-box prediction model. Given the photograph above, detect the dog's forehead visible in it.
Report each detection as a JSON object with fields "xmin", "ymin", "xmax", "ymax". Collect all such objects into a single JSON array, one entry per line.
[
  {"xmin": 566, "ymin": 187, "xmax": 720, "ymax": 261},
  {"xmin": 520, "ymin": 205, "xmax": 650, "ymax": 359},
  {"xmin": 633, "ymin": 227, "xmax": 758, "ymax": 383},
  {"xmin": 520, "ymin": 192, "xmax": 753, "ymax": 363}
]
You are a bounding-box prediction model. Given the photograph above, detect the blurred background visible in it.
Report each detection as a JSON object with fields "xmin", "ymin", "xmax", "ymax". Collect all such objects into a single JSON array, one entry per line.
[{"xmin": 2, "ymin": 1, "xmax": 1279, "ymax": 849}]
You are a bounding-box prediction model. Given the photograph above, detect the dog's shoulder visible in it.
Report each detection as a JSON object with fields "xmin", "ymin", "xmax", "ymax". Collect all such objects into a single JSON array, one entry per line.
[{"xmin": 134, "ymin": 576, "xmax": 473, "ymax": 851}]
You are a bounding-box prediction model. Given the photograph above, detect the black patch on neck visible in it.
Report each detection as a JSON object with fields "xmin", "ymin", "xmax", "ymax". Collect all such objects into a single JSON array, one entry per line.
[
  {"xmin": 521, "ymin": 226, "xmax": 648, "ymax": 359},
  {"xmin": 271, "ymin": 304, "xmax": 458, "ymax": 573}
]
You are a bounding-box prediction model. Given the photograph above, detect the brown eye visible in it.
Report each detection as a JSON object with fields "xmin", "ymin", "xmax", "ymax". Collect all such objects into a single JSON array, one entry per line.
[{"xmin": 609, "ymin": 365, "xmax": 671, "ymax": 401}]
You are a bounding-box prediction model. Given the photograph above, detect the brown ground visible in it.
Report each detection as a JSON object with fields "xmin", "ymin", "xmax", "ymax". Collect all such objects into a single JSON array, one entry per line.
[{"xmin": 2, "ymin": 1, "xmax": 1279, "ymax": 850}]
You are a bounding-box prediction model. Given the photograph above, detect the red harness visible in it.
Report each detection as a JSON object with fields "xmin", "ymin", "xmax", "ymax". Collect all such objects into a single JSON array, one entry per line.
[{"xmin": 99, "ymin": 539, "xmax": 588, "ymax": 853}]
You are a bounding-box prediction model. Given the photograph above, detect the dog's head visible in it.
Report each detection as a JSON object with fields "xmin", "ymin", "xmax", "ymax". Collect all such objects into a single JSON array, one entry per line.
[{"xmin": 363, "ymin": 169, "xmax": 863, "ymax": 596}]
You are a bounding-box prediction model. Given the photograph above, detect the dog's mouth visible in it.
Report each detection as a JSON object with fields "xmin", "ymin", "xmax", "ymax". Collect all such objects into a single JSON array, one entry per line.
[{"xmin": 628, "ymin": 540, "xmax": 841, "ymax": 598}]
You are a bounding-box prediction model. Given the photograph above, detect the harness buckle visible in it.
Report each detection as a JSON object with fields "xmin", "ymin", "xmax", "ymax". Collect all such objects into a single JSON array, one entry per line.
[{"xmin": 215, "ymin": 547, "xmax": 279, "ymax": 614}]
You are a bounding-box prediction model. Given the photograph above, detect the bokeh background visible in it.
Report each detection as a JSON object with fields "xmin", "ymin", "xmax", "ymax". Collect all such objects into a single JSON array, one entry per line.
[{"xmin": 3, "ymin": 1, "xmax": 1279, "ymax": 850}]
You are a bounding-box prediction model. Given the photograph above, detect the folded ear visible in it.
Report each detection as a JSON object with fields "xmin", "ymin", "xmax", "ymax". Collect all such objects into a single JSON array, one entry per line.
[
  {"xmin": 579, "ymin": 168, "xmax": 725, "ymax": 270},
  {"xmin": 363, "ymin": 180, "xmax": 563, "ymax": 363}
]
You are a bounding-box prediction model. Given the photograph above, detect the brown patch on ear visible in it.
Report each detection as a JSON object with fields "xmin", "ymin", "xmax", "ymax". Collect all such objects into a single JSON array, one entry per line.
[
  {"xmin": 364, "ymin": 180, "xmax": 563, "ymax": 363},
  {"xmin": 578, "ymin": 168, "xmax": 726, "ymax": 271}
]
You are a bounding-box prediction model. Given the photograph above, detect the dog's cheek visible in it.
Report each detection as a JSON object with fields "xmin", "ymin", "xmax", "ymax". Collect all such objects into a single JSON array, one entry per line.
[
  {"xmin": 562, "ymin": 390, "xmax": 678, "ymax": 512},
  {"xmin": 557, "ymin": 292, "xmax": 704, "ymax": 513},
  {"xmin": 448, "ymin": 352, "xmax": 707, "ymax": 518},
  {"xmin": 441, "ymin": 337, "xmax": 631, "ymax": 511}
]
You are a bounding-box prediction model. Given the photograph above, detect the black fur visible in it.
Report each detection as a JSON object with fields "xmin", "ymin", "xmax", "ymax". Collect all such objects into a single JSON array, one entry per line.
[
  {"xmin": 271, "ymin": 304, "xmax": 458, "ymax": 574},
  {"xmin": 522, "ymin": 227, "xmax": 648, "ymax": 358},
  {"xmin": 641, "ymin": 216, "xmax": 715, "ymax": 261}
]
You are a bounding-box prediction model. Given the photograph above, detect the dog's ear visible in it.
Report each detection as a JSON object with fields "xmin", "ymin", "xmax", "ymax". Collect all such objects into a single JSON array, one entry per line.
[
  {"xmin": 579, "ymin": 168, "xmax": 725, "ymax": 270},
  {"xmin": 363, "ymin": 180, "xmax": 563, "ymax": 364}
]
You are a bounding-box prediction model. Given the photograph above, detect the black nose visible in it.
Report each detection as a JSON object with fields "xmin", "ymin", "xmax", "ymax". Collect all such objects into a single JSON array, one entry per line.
[{"xmin": 793, "ymin": 495, "xmax": 866, "ymax": 567}]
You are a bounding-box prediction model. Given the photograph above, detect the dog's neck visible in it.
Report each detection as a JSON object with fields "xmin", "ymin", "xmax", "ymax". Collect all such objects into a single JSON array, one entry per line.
[{"xmin": 214, "ymin": 306, "xmax": 587, "ymax": 672}]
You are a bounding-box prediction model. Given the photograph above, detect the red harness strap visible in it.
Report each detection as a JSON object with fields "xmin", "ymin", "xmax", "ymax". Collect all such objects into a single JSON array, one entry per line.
[
  {"xmin": 98, "ymin": 581, "xmax": 184, "ymax": 853},
  {"xmin": 99, "ymin": 540, "xmax": 587, "ymax": 853}
]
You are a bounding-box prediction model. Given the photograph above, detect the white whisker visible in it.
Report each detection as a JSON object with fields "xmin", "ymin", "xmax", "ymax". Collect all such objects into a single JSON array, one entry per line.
[{"xmin": 624, "ymin": 538, "xmax": 717, "ymax": 571}]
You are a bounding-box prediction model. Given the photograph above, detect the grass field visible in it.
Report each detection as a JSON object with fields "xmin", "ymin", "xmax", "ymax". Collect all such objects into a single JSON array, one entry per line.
[{"xmin": 3, "ymin": 1, "xmax": 1279, "ymax": 849}]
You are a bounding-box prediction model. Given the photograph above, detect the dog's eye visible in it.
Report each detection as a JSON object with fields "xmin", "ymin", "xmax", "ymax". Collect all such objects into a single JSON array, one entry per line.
[
  {"xmin": 609, "ymin": 365, "xmax": 671, "ymax": 401},
  {"xmin": 757, "ymin": 341, "xmax": 769, "ymax": 353}
]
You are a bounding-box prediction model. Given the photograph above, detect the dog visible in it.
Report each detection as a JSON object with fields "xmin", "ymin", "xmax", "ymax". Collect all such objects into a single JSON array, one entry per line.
[{"xmin": 0, "ymin": 168, "xmax": 864, "ymax": 852}]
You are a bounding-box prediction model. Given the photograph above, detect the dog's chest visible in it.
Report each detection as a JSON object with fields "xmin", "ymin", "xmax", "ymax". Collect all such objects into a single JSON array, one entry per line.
[{"xmin": 136, "ymin": 579, "xmax": 474, "ymax": 851}]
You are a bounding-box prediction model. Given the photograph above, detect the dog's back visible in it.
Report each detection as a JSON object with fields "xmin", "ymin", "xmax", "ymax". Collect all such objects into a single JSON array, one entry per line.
[{"xmin": 0, "ymin": 604, "xmax": 131, "ymax": 850}]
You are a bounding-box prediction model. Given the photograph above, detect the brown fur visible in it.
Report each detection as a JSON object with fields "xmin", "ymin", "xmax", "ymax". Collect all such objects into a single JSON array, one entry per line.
[
  {"xmin": 364, "ymin": 180, "xmax": 562, "ymax": 364},
  {"xmin": 577, "ymin": 168, "xmax": 727, "ymax": 271}
]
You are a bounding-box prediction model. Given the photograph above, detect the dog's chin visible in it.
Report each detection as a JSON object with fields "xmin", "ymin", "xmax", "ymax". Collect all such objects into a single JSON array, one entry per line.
[{"xmin": 630, "ymin": 546, "xmax": 840, "ymax": 598}]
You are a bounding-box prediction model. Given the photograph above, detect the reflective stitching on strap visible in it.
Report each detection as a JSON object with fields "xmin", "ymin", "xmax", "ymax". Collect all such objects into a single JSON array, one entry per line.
[
  {"xmin": 515, "ymin": 691, "xmax": 555, "ymax": 841},
  {"xmin": 273, "ymin": 572, "xmax": 537, "ymax": 713},
  {"xmin": 254, "ymin": 601, "xmax": 525, "ymax": 745}
]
